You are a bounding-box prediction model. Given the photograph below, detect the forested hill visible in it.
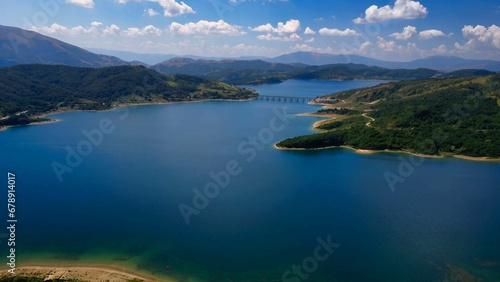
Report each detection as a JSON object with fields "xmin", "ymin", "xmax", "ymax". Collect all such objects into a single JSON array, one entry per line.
[
  {"xmin": 277, "ymin": 74, "xmax": 500, "ymax": 158},
  {"xmin": 0, "ymin": 64, "xmax": 257, "ymax": 127},
  {"xmin": 0, "ymin": 25, "xmax": 127, "ymax": 67}
]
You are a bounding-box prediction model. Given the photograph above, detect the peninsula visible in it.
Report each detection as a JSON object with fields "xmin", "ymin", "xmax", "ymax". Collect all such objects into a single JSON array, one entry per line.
[
  {"xmin": 0, "ymin": 64, "xmax": 257, "ymax": 129},
  {"xmin": 277, "ymin": 74, "xmax": 500, "ymax": 159}
]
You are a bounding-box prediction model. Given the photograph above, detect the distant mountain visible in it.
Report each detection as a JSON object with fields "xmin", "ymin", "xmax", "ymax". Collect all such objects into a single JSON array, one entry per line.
[
  {"xmin": 268, "ymin": 52, "xmax": 388, "ymax": 67},
  {"xmin": 267, "ymin": 52, "xmax": 500, "ymax": 72},
  {"xmin": 153, "ymin": 58, "xmax": 298, "ymax": 84},
  {"xmin": 88, "ymin": 48, "xmax": 271, "ymax": 65},
  {"xmin": 0, "ymin": 25, "xmax": 127, "ymax": 67},
  {"xmin": 152, "ymin": 57, "xmax": 445, "ymax": 84}
]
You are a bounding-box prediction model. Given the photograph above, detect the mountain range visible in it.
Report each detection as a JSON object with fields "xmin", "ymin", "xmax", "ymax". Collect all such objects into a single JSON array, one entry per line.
[{"xmin": 1, "ymin": 24, "xmax": 499, "ymax": 74}]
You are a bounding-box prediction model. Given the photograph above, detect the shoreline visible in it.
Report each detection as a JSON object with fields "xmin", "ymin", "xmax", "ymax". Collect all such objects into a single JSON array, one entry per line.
[
  {"xmin": 0, "ymin": 97, "xmax": 257, "ymax": 132},
  {"xmin": 280, "ymin": 111, "xmax": 500, "ymax": 163},
  {"xmin": 0, "ymin": 263, "xmax": 172, "ymax": 282},
  {"xmin": 273, "ymin": 144, "xmax": 500, "ymax": 162},
  {"xmin": 0, "ymin": 118, "xmax": 59, "ymax": 132}
]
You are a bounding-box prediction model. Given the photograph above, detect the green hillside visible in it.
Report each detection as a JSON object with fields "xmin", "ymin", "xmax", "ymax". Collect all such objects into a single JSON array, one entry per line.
[
  {"xmin": 0, "ymin": 64, "xmax": 257, "ymax": 127},
  {"xmin": 277, "ymin": 74, "xmax": 500, "ymax": 158}
]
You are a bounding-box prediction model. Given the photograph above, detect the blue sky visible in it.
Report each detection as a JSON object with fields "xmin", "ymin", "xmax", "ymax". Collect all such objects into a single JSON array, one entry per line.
[{"xmin": 1, "ymin": 0, "xmax": 499, "ymax": 60}]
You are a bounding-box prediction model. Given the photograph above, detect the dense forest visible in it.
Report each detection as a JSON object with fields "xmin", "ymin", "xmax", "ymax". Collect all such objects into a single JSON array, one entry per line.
[
  {"xmin": 277, "ymin": 74, "xmax": 500, "ymax": 158},
  {"xmin": 0, "ymin": 64, "xmax": 257, "ymax": 127}
]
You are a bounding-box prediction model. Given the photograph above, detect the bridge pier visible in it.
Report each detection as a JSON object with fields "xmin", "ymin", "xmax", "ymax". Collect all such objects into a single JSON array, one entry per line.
[{"xmin": 256, "ymin": 95, "xmax": 314, "ymax": 103}]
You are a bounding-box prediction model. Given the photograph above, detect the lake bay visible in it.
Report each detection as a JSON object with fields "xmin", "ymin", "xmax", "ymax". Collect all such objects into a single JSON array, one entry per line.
[{"xmin": 1, "ymin": 80, "xmax": 499, "ymax": 281}]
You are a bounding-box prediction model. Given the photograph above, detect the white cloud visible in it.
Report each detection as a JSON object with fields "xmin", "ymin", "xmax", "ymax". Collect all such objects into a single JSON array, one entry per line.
[
  {"xmin": 169, "ymin": 20, "xmax": 246, "ymax": 36},
  {"xmin": 145, "ymin": 8, "xmax": 159, "ymax": 16},
  {"xmin": 250, "ymin": 19, "xmax": 300, "ymax": 35},
  {"xmin": 370, "ymin": 36, "xmax": 458, "ymax": 61},
  {"xmin": 390, "ymin": 25, "xmax": 417, "ymax": 40},
  {"xmin": 124, "ymin": 25, "xmax": 163, "ymax": 36},
  {"xmin": 257, "ymin": 33, "xmax": 302, "ymax": 41},
  {"xmin": 354, "ymin": 0, "xmax": 428, "ymax": 24},
  {"xmin": 289, "ymin": 43, "xmax": 333, "ymax": 53},
  {"xmin": 118, "ymin": 0, "xmax": 195, "ymax": 17},
  {"xmin": 66, "ymin": 0, "xmax": 95, "ymax": 8},
  {"xmin": 431, "ymin": 44, "xmax": 448, "ymax": 55},
  {"xmin": 251, "ymin": 23, "xmax": 274, "ymax": 33},
  {"xmin": 377, "ymin": 36, "xmax": 402, "ymax": 52},
  {"xmin": 30, "ymin": 22, "xmax": 163, "ymax": 37},
  {"xmin": 462, "ymin": 24, "xmax": 500, "ymax": 49},
  {"xmin": 359, "ymin": 42, "xmax": 373, "ymax": 55},
  {"xmin": 319, "ymin": 27, "xmax": 359, "ymax": 36},
  {"xmin": 305, "ymin": 37, "xmax": 315, "ymax": 43},
  {"xmin": 31, "ymin": 22, "xmax": 106, "ymax": 36},
  {"xmin": 304, "ymin": 27, "xmax": 316, "ymax": 35},
  {"xmin": 103, "ymin": 24, "xmax": 121, "ymax": 36},
  {"xmin": 418, "ymin": 29, "xmax": 447, "ymax": 39}
]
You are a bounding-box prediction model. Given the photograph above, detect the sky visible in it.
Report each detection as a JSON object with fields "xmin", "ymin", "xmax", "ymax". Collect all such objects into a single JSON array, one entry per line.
[{"xmin": 0, "ymin": 0, "xmax": 499, "ymax": 61}]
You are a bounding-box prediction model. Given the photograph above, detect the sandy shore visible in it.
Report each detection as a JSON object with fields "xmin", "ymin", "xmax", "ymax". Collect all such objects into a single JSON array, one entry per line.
[
  {"xmin": 0, "ymin": 118, "xmax": 58, "ymax": 132},
  {"xmin": 274, "ymin": 144, "xmax": 500, "ymax": 162},
  {"xmin": 0, "ymin": 264, "xmax": 171, "ymax": 282}
]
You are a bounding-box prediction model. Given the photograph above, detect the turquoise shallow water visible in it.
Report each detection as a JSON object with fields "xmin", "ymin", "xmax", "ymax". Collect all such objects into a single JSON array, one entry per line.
[{"xmin": 1, "ymin": 79, "xmax": 499, "ymax": 281}]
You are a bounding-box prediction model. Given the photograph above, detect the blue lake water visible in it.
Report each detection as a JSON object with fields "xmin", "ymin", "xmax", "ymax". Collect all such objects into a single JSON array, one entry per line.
[{"xmin": 1, "ymin": 79, "xmax": 500, "ymax": 281}]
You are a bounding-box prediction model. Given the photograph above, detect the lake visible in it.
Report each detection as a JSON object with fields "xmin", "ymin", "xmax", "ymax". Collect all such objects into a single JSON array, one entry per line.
[{"xmin": 1, "ymin": 79, "xmax": 499, "ymax": 281}]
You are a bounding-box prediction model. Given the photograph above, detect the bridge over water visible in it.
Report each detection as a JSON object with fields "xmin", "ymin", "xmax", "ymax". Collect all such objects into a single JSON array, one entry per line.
[{"xmin": 256, "ymin": 95, "xmax": 315, "ymax": 103}]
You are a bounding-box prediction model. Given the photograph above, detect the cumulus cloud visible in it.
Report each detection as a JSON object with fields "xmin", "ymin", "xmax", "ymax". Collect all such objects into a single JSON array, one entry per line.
[
  {"xmin": 145, "ymin": 8, "xmax": 159, "ymax": 16},
  {"xmin": 257, "ymin": 33, "xmax": 302, "ymax": 41},
  {"xmin": 66, "ymin": 0, "xmax": 95, "ymax": 8},
  {"xmin": 304, "ymin": 27, "xmax": 316, "ymax": 35},
  {"xmin": 390, "ymin": 25, "xmax": 417, "ymax": 40},
  {"xmin": 250, "ymin": 19, "xmax": 300, "ymax": 35},
  {"xmin": 319, "ymin": 27, "xmax": 359, "ymax": 36},
  {"xmin": 462, "ymin": 24, "xmax": 500, "ymax": 49},
  {"xmin": 31, "ymin": 22, "xmax": 105, "ymax": 36},
  {"xmin": 30, "ymin": 22, "xmax": 164, "ymax": 38},
  {"xmin": 289, "ymin": 43, "xmax": 333, "ymax": 53},
  {"xmin": 354, "ymin": 0, "xmax": 428, "ymax": 24},
  {"xmin": 418, "ymin": 29, "xmax": 447, "ymax": 39},
  {"xmin": 169, "ymin": 20, "xmax": 246, "ymax": 36},
  {"xmin": 371, "ymin": 36, "xmax": 456, "ymax": 61},
  {"xmin": 103, "ymin": 24, "xmax": 121, "ymax": 36},
  {"xmin": 377, "ymin": 36, "xmax": 402, "ymax": 52},
  {"xmin": 118, "ymin": 0, "xmax": 194, "ymax": 17},
  {"xmin": 359, "ymin": 42, "xmax": 373, "ymax": 55},
  {"xmin": 124, "ymin": 25, "xmax": 163, "ymax": 36}
]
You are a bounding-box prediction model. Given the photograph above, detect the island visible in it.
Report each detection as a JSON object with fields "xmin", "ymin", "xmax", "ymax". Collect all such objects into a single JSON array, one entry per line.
[
  {"xmin": 277, "ymin": 74, "xmax": 500, "ymax": 159},
  {"xmin": 0, "ymin": 64, "xmax": 258, "ymax": 129}
]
